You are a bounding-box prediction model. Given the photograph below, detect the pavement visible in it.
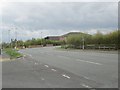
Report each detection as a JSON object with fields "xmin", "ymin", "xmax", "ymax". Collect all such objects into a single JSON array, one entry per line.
[
  {"xmin": 0, "ymin": 53, "xmax": 12, "ymax": 62},
  {"xmin": 2, "ymin": 47, "xmax": 118, "ymax": 88}
]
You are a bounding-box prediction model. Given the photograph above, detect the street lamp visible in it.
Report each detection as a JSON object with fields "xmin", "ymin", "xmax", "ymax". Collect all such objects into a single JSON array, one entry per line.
[
  {"xmin": 15, "ymin": 29, "xmax": 18, "ymax": 49},
  {"xmin": 82, "ymin": 37, "xmax": 85, "ymax": 50},
  {"xmin": 8, "ymin": 29, "xmax": 11, "ymax": 48},
  {"xmin": 41, "ymin": 32, "xmax": 42, "ymax": 46}
]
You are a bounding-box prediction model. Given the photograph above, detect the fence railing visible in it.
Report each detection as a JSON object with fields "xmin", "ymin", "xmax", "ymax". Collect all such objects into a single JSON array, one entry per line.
[{"xmin": 85, "ymin": 44, "xmax": 117, "ymax": 50}]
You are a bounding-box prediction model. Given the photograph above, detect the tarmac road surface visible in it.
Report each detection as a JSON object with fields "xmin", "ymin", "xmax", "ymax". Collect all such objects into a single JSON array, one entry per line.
[{"xmin": 2, "ymin": 47, "xmax": 118, "ymax": 88}]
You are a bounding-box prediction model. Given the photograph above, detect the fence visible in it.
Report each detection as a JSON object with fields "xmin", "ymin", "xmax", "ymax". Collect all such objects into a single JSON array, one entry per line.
[{"xmin": 85, "ymin": 44, "xmax": 117, "ymax": 50}]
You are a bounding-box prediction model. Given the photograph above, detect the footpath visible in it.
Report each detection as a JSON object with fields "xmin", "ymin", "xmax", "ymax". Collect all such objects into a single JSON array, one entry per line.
[{"xmin": 0, "ymin": 53, "xmax": 11, "ymax": 62}]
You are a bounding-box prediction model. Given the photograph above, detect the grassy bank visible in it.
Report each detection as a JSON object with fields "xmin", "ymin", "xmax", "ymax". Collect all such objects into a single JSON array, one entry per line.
[{"xmin": 4, "ymin": 48, "xmax": 23, "ymax": 59}]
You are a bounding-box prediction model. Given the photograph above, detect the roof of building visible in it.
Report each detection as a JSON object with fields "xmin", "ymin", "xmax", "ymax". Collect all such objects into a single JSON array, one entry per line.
[
  {"xmin": 44, "ymin": 36, "xmax": 60, "ymax": 40},
  {"xmin": 44, "ymin": 32, "xmax": 91, "ymax": 39},
  {"xmin": 62, "ymin": 32, "xmax": 85, "ymax": 37}
]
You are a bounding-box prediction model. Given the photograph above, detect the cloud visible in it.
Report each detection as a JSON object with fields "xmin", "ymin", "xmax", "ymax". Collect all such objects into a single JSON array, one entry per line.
[{"xmin": 1, "ymin": 2, "xmax": 118, "ymax": 42}]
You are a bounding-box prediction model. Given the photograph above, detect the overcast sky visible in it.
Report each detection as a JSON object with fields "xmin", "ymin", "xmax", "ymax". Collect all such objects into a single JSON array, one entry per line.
[{"xmin": 1, "ymin": 2, "xmax": 118, "ymax": 42}]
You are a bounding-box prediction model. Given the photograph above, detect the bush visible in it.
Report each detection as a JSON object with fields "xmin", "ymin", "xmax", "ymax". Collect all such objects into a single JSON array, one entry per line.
[{"xmin": 65, "ymin": 31, "xmax": 119, "ymax": 49}]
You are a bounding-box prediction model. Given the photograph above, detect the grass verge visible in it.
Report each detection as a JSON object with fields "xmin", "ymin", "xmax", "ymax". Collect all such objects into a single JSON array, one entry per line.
[{"xmin": 4, "ymin": 48, "xmax": 23, "ymax": 59}]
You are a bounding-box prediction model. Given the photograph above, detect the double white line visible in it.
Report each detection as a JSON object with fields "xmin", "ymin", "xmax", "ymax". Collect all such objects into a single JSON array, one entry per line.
[
  {"xmin": 76, "ymin": 59, "xmax": 102, "ymax": 65},
  {"xmin": 81, "ymin": 84, "xmax": 92, "ymax": 88},
  {"xmin": 62, "ymin": 74, "xmax": 70, "ymax": 79},
  {"xmin": 44, "ymin": 65, "xmax": 49, "ymax": 68}
]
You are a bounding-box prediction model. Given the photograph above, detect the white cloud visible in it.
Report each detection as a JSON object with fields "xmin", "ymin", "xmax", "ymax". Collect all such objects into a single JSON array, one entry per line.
[{"xmin": 1, "ymin": 2, "xmax": 118, "ymax": 42}]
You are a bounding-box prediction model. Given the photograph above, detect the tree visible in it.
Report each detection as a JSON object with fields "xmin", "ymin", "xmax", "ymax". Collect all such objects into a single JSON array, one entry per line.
[{"xmin": 92, "ymin": 31, "xmax": 104, "ymax": 45}]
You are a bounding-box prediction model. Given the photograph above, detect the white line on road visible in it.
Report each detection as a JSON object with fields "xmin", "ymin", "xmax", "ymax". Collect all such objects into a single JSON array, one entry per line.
[
  {"xmin": 76, "ymin": 59, "xmax": 102, "ymax": 65},
  {"xmin": 51, "ymin": 69, "xmax": 57, "ymax": 72},
  {"xmin": 41, "ymin": 78, "xmax": 45, "ymax": 81},
  {"xmin": 81, "ymin": 84, "xmax": 92, "ymax": 88},
  {"xmin": 35, "ymin": 62, "xmax": 38, "ymax": 65},
  {"xmin": 62, "ymin": 74, "xmax": 70, "ymax": 79},
  {"xmin": 79, "ymin": 74, "xmax": 90, "ymax": 80},
  {"xmin": 83, "ymin": 76, "xmax": 90, "ymax": 80},
  {"xmin": 44, "ymin": 65, "xmax": 49, "ymax": 68}
]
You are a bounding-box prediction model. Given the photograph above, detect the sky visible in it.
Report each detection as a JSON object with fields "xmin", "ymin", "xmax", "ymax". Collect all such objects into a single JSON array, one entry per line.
[{"xmin": 0, "ymin": 1, "xmax": 118, "ymax": 42}]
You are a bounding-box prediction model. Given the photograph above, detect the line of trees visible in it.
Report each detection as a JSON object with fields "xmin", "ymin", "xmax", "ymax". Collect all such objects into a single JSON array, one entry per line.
[
  {"xmin": 2, "ymin": 30, "xmax": 119, "ymax": 50},
  {"xmin": 2, "ymin": 38, "xmax": 63, "ymax": 49},
  {"xmin": 64, "ymin": 30, "xmax": 119, "ymax": 50}
]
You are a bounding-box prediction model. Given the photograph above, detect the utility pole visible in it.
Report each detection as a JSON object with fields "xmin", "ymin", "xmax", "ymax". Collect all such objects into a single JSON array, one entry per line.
[
  {"xmin": 8, "ymin": 30, "xmax": 11, "ymax": 48},
  {"xmin": 41, "ymin": 32, "xmax": 42, "ymax": 46},
  {"xmin": 15, "ymin": 28, "xmax": 18, "ymax": 49},
  {"xmin": 82, "ymin": 37, "xmax": 85, "ymax": 50}
]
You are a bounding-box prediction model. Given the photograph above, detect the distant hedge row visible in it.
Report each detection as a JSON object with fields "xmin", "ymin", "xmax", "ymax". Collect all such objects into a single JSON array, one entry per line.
[
  {"xmin": 2, "ymin": 38, "xmax": 62, "ymax": 48},
  {"xmin": 2, "ymin": 30, "xmax": 119, "ymax": 50},
  {"xmin": 65, "ymin": 30, "xmax": 119, "ymax": 49}
]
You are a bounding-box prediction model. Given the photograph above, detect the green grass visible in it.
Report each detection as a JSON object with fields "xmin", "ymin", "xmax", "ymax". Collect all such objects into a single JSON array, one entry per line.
[{"xmin": 4, "ymin": 48, "xmax": 23, "ymax": 59}]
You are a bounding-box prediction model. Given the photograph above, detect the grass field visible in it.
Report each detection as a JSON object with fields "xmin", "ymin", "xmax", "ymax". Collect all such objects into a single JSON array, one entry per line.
[{"xmin": 4, "ymin": 48, "xmax": 23, "ymax": 59}]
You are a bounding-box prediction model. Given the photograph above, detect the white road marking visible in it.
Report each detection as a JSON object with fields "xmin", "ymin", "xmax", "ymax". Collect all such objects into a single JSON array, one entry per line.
[
  {"xmin": 79, "ymin": 74, "xmax": 90, "ymax": 80},
  {"xmin": 51, "ymin": 69, "xmax": 57, "ymax": 72},
  {"xmin": 44, "ymin": 65, "xmax": 49, "ymax": 68},
  {"xmin": 35, "ymin": 62, "xmax": 38, "ymax": 65},
  {"xmin": 76, "ymin": 59, "xmax": 102, "ymax": 65},
  {"xmin": 62, "ymin": 74, "xmax": 70, "ymax": 79},
  {"xmin": 81, "ymin": 84, "xmax": 92, "ymax": 88},
  {"xmin": 41, "ymin": 78, "xmax": 45, "ymax": 81},
  {"xmin": 83, "ymin": 76, "xmax": 90, "ymax": 80}
]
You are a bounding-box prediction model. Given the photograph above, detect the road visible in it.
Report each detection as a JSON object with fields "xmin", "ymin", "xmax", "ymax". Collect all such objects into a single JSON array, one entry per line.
[{"xmin": 2, "ymin": 47, "xmax": 118, "ymax": 88}]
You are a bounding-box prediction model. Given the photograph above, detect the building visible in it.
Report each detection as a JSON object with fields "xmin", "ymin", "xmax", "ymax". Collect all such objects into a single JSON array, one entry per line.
[
  {"xmin": 60, "ymin": 32, "xmax": 84, "ymax": 41},
  {"xmin": 44, "ymin": 32, "xmax": 84, "ymax": 41},
  {"xmin": 44, "ymin": 36, "xmax": 60, "ymax": 41},
  {"xmin": 62, "ymin": 32, "xmax": 84, "ymax": 37}
]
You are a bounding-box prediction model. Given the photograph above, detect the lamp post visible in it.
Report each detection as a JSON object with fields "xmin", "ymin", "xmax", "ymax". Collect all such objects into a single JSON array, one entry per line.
[
  {"xmin": 82, "ymin": 37, "xmax": 85, "ymax": 50},
  {"xmin": 8, "ymin": 30, "xmax": 11, "ymax": 48},
  {"xmin": 41, "ymin": 32, "xmax": 42, "ymax": 46},
  {"xmin": 15, "ymin": 29, "xmax": 18, "ymax": 49},
  {"xmin": 12, "ymin": 26, "xmax": 18, "ymax": 49}
]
